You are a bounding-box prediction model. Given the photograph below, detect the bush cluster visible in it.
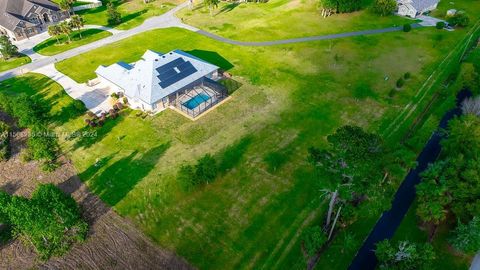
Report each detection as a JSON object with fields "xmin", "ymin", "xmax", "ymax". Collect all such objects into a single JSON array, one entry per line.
[
  {"xmin": 448, "ymin": 11, "xmax": 470, "ymax": 27},
  {"xmin": 0, "ymin": 184, "xmax": 88, "ymax": 260},
  {"xmin": 84, "ymin": 102, "xmax": 124, "ymax": 128},
  {"xmin": 0, "ymin": 121, "xmax": 10, "ymax": 161},
  {"xmin": 177, "ymin": 154, "xmax": 218, "ymax": 191},
  {"xmin": 0, "ymin": 93, "xmax": 57, "ymax": 170}
]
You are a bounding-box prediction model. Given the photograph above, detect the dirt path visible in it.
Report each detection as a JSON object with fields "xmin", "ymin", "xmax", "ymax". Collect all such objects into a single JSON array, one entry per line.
[{"xmin": 0, "ymin": 116, "xmax": 193, "ymax": 270}]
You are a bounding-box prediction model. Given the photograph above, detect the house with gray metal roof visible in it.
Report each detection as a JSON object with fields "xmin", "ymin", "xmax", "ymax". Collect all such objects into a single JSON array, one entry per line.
[
  {"xmin": 0, "ymin": 0, "xmax": 68, "ymax": 41},
  {"xmin": 397, "ymin": 0, "xmax": 440, "ymax": 18},
  {"xmin": 95, "ymin": 50, "xmax": 228, "ymax": 118}
]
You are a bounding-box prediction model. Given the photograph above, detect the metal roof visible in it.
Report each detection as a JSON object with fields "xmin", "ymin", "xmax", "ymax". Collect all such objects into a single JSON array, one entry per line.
[{"xmin": 95, "ymin": 50, "xmax": 219, "ymax": 105}]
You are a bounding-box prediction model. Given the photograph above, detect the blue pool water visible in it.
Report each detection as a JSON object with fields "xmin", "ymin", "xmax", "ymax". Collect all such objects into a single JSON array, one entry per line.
[{"xmin": 183, "ymin": 93, "xmax": 211, "ymax": 110}]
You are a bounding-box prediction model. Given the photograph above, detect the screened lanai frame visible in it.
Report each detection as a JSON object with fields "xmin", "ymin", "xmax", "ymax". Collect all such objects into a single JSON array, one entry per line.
[{"xmin": 174, "ymin": 78, "xmax": 228, "ymax": 118}]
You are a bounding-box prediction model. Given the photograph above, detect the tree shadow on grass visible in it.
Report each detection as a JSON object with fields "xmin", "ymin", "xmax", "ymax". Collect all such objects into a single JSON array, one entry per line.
[
  {"xmin": 116, "ymin": 9, "xmax": 147, "ymax": 26},
  {"xmin": 185, "ymin": 50, "xmax": 234, "ymax": 71},
  {"xmin": 218, "ymin": 136, "xmax": 253, "ymax": 173},
  {"xmin": 69, "ymin": 113, "xmax": 125, "ymax": 150},
  {"xmin": 84, "ymin": 142, "xmax": 171, "ymax": 206},
  {"xmin": 217, "ymin": 2, "xmax": 240, "ymax": 15}
]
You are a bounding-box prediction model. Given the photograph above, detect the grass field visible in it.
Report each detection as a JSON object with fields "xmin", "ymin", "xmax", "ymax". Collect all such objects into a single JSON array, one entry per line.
[
  {"xmin": 51, "ymin": 22, "xmax": 474, "ymax": 269},
  {"xmin": 33, "ymin": 29, "xmax": 112, "ymax": 56},
  {"xmin": 177, "ymin": 0, "xmax": 410, "ymax": 41},
  {"xmin": 0, "ymin": 54, "xmax": 31, "ymax": 72},
  {"xmin": 76, "ymin": 0, "xmax": 179, "ymax": 30}
]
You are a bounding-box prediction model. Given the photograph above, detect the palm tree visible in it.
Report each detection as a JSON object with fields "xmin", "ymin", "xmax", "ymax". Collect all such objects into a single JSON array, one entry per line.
[
  {"xmin": 69, "ymin": 15, "xmax": 85, "ymax": 39},
  {"xmin": 59, "ymin": 0, "xmax": 75, "ymax": 17},
  {"xmin": 58, "ymin": 21, "xmax": 72, "ymax": 43},
  {"xmin": 47, "ymin": 25, "xmax": 60, "ymax": 44},
  {"xmin": 204, "ymin": 0, "xmax": 219, "ymax": 16}
]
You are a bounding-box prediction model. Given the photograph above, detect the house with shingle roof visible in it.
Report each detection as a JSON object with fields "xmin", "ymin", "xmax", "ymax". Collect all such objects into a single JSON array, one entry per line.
[
  {"xmin": 95, "ymin": 50, "xmax": 228, "ymax": 118},
  {"xmin": 0, "ymin": 0, "xmax": 68, "ymax": 41},
  {"xmin": 397, "ymin": 0, "xmax": 440, "ymax": 18}
]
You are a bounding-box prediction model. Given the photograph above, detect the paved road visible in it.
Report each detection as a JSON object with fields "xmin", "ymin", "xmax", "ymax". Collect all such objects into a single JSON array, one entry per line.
[
  {"xmin": 195, "ymin": 24, "xmax": 420, "ymax": 46},
  {"xmin": 0, "ymin": 0, "xmax": 422, "ymax": 82},
  {"xmin": 0, "ymin": 2, "xmax": 190, "ymax": 82},
  {"xmin": 348, "ymin": 89, "xmax": 472, "ymax": 270}
]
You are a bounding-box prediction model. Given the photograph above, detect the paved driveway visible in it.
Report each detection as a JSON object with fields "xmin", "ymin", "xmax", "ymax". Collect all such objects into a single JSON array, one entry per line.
[
  {"xmin": 418, "ymin": 15, "xmax": 447, "ymax": 27},
  {"xmin": 35, "ymin": 64, "xmax": 114, "ymax": 115}
]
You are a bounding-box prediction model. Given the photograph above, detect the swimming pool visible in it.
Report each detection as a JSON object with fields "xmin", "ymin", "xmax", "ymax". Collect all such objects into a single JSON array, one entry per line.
[{"xmin": 183, "ymin": 93, "xmax": 211, "ymax": 110}]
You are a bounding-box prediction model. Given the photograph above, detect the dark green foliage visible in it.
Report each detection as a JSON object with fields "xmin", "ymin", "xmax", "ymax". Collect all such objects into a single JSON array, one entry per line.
[
  {"xmin": 403, "ymin": 24, "xmax": 412, "ymax": 32},
  {"xmin": 0, "ymin": 184, "xmax": 88, "ymax": 260},
  {"xmin": 0, "ymin": 35, "xmax": 18, "ymax": 59},
  {"xmin": 448, "ymin": 11, "xmax": 470, "ymax": 27},
  {"xmin": 0, "ymin": 121, "xmax": 9, "ymax": 160},
  {"xmin": 375, "ymin": 239, "xmax": 436, "ymax": 270},
  {"xmin": 449, "ymin": 216, "xmax": 480, "ymax": 254},
  {"xmin": 404, "ymin": 72, "xmax": 411, "ymax": 80},
  {"xmin": 440, "ymin": 115, "xmax": 480, "ymax": 221},
  {"xmin": 416, "ymin": 162, "xmax": 450, "ymax": 225},
  {"xmin": 396, "ymin": 77, "xmax": 405, "ymax": 88},
  {"xmin": 107, "ymin": 2, "xmax": 122, "ymax": 25},
  {"xmin": 319, "ymin": 0, "xmax": 364, "ymax": 13},
  {"xmin": 27, "ymin": 125, "xmax": 58, "ymax": 169},
  {"xmin": 308, "ymin": 125, "xmax": 384, "ymax": 192},
  {"xmin": 372, "ymin": 0, "xmax": 397, "ymax": 16},
  {"xmin": 436, "ymin": 21, "xmax": 445, "ymax": 29},
  {"xmin": 73, "ymin": 99, "xmax": 86, "ymax": 112},
  {"xmin": 302, "ymin": 226, "xmax": 327, "ymax": 257},
  {"xmin": 0, "ymin": 93, "xmax": 58, "ymax": 169},
  {"xmin": 177, "ymin": 154, "xmax": 218, "ymax": 191}
]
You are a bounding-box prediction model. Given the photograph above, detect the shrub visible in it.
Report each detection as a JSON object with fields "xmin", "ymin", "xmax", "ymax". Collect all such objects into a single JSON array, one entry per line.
[
  {"xmin": 396, "ymin": 77, "xmax": 405, "ymax": 88},
  {"xmin": 0, "ymin": 184, "xmax": 88, "ymax": 260},
  {"xmin": 87, "ymin": 111, "xmax": 96, "ymax": 118},
  {"xmin": 0, "ymin": 121, "xmax": 9, "ymax": 161},
  {"xmin": 116, "ymin": 102, "xmax": 123, "ymax": 110},
  {"xmin": 388, "ymin": 88, "xmax": 397, "ymax": 98},
  {"xmin": 122, "ymin": 97, "xmax": 128, "ymax": 104},
  {"xmin": 436, "ymin": 21, "xmax": 446, "ymax": 29},
  {"xmin": 372, "ymin": 0, "xmax": 397, "ymax": 16},
  {"xmin": 403, "ymin": 23, "xmax": 412, "ymax": 32},
  {"xmin": 110, "ymin": 92, "xmax": 119, "ymax": 99},
  {"xmin": 73, "ymin": 100, "xmax": 86, "ymax": 112},
  {"xmin": 177, "ymin": 154, "xmax": 219, "ymax": 190},
  {"xmin": 404, "ymin": 72, "xmax": 411, "ymax": 80},
  {"xmin": 448, "ymin": 11, "xmax": 470, "ymax": 27},
  {"xmin": 302, "ymin": 226, "xmax": 327, "ymax": 257},
  {"xmin": 27, "ymin": 125, "xmax": 58, "ymax": 164}
]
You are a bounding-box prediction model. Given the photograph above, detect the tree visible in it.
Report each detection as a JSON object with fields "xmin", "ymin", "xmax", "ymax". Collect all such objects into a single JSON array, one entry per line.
[
  {"xmin": 47, "ymin": 25, "xmax": 61, "ymax": 44},
  {"xmin": 69, "ymin": 15, "xmax": 85, "ymax": 39},
  {"xmin": 372, "ymin": 0, "xmax": 397, "ymax": 16},
  {"xmin": 448, "ymin": 11, "xmax": 470, "ymax": 27},
  {"xmin": 0, "ymin": 35, "xmax": 18, "ymax": 59},
  {"xmin": 107, "ymin": 2, "xmax": 122, "ymax": 25},
  {"xmin": 375, "ymin": 240, "xmax": 436, "ymax": 270},
  {"xmin": 441, "ymin": 115, "xmax": 480, "ymax": 221},
  {"xmin": 204, "ymin": 0, "xmax": 220, "ymax": 16},
  {"xmin": 58, "ymin": 21, "xmax": 73, "ymax": 43},
  {"xmin": 0, "ymin": 184, "xmax": 88, "ymax": 260},
  {"xmin": 319, "ymin": 0, "xmax": 363, "ymax": 14},
  {"xmin": 59, "ymin": 0, "xmax": 74, "ymax": 16},
  {"xmin": 301, "ymin": 226, "xmax": 327, "ymax": 258},
  {"xmin": 309, "ymin": 126, "xmax": 383, "ymax": 188},
  {"xmin": 416, "ymin": 161, "xmax": 451, "ymax": 240},
  {"xmin": 449, "ymin": 216, "xmax": 480, "ymax": 254}
]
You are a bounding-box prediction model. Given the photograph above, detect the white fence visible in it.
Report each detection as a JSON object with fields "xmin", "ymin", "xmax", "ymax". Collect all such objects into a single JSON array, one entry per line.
[{"xmin": 73, "ymin": 0, "xmax": 102, "ymax": 12}]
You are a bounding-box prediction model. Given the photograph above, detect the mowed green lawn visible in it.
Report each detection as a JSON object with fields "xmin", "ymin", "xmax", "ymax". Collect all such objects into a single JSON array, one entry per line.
[
  {"xmin": 177, "ymin": 0, "xmax": 410, "ymax": 41},
  {"xmin": 77, "ymin": 0, "xmax": 179, "ymax": 30},
  {"xmin": 33, "ymin": 29, "xmax": 112, "ymax": 56},
  {"xmin": 0, "ymin": 54, "xmax": 31, "ymax": 72},
  {"xmin": 51, "ymin": 24, "xmax": 474, "ymax": 269}
]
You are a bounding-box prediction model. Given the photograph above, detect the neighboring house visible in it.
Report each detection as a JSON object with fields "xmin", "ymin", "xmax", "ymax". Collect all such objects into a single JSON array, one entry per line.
[
  {"xmin": 397, "ymin": 0, "xmax": 440, "ymax": 18},
  {"xmin": 0, "ymin": 0, "xmax": 69, "ymax": 41},
  {"xmin": 95, "ymin": 50, "xmax": 228, "ymax": 118}
]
